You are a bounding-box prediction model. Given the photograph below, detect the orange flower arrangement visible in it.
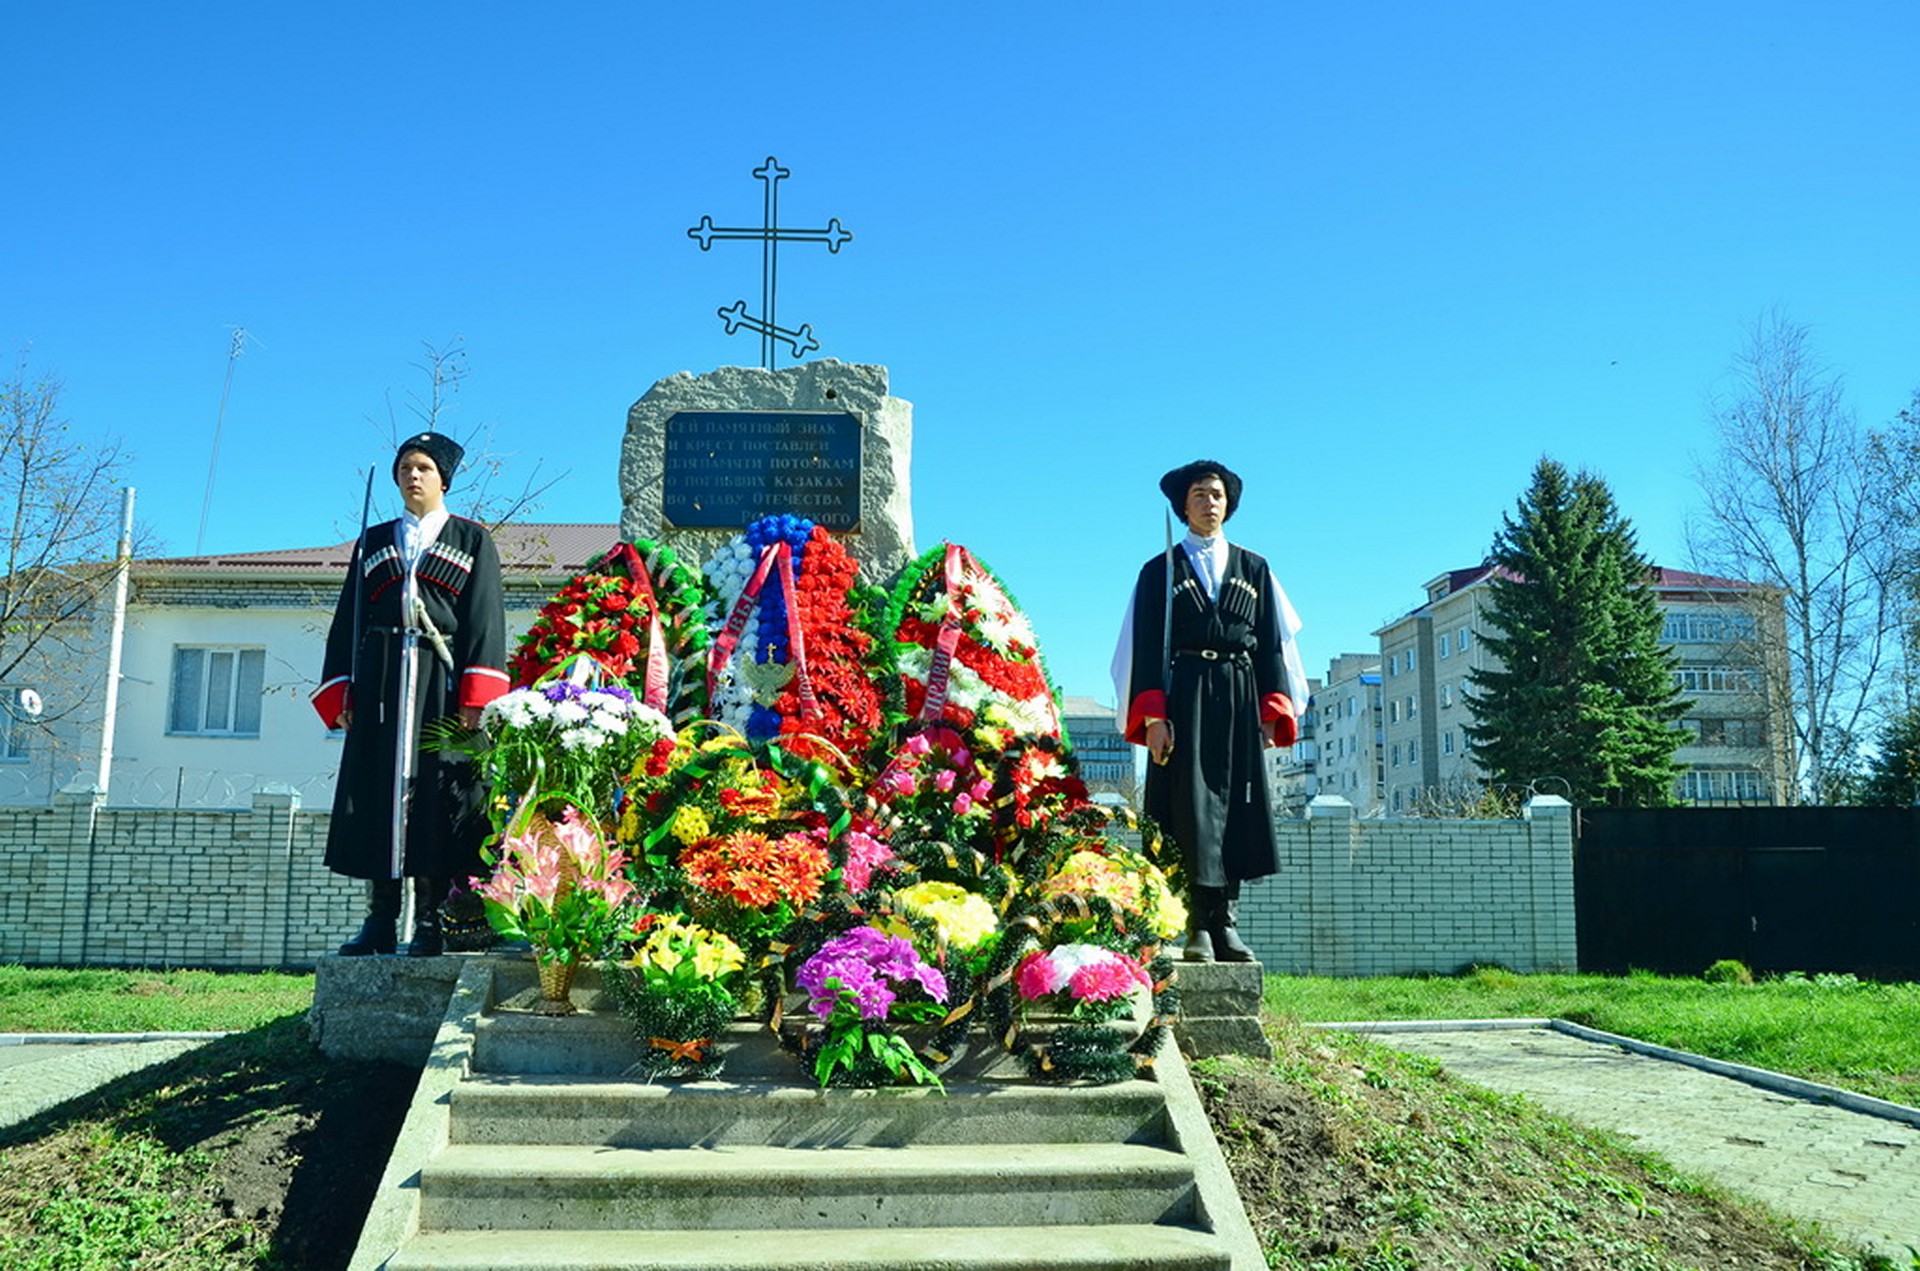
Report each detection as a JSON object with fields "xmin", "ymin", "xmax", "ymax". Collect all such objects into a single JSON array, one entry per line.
[{"xmin": 680, "ymin": 829, "xmax": 829, "ymax": 910}]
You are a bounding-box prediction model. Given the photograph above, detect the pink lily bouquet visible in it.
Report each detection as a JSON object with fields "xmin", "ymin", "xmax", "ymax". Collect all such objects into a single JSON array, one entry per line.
[{"xmin": 475, "ymin": 810, "xmax": 638, "ymax": 1011}]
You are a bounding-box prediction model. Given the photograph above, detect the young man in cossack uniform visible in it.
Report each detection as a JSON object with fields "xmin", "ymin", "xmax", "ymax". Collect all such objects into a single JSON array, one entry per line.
[
  {"xmin": 1113, "ymin": 460, "xmax": 1307, "ymax": 961},
  {"xmin": 312, "ymin": 433, "xmax": 509, "ymax": 955}
]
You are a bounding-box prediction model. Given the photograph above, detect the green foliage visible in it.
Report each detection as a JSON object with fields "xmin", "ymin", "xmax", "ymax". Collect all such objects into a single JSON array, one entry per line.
[
  {"xmin": 1465, "ymin": 458, "xmax": 1689, "ymax": 806},
  {"xmin": 808, "ymin": 985, "xmax": 944, "ymax": 1090},
  {"xmin": 1857, "ymin": 704, "xmax": 1920, "ymax": 806},
  {"xmin": 1703, "ymin": 958, "xmax": 1755, "ymax": 986}
]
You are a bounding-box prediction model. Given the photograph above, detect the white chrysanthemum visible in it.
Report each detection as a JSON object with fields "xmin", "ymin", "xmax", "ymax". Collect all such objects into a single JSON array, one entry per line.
[
  {"xmin": 593, "ymin": 712, "xmax": 629, "ymax": 736},
  {"xmin": 552, "ymin": 700, "xmax": 590, "ymax": 725},
  {"xmin": 975, "ymin": 605, "xmax": 1036, "ymax": 657},
  {"xmin": 633, "ymin": 703, "xmax": 675, "ymax": 737},
  {"xmin": 559, "ymin": 726, "xmax": 607, "ymax": 752},
  {"xmin": 983, "ymin": 693, "xmax": 1056, "ymax": 738},
  {"xmin": 894, "ymin": 647, "xmax": 990, "ymax": 712}
]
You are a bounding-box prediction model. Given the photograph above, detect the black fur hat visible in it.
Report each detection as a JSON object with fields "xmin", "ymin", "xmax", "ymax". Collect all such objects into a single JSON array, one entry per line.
[
  {"xmin": 1159, "ymin": 459, "xmax": 1242, "ymax": 522},
  {"xmin": 393, "ymin": 432, "xmax": 464, "ymax": 491}
]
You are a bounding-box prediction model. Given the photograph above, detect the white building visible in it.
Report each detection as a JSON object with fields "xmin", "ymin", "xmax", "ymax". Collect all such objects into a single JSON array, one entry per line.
[
  {"xmin": 1302, "ymin": 653, "xmax": 1383, "ymax": 815},
  {"xmin": 5, "ymin": 524, "xmax": 619, "ymax": 809}
]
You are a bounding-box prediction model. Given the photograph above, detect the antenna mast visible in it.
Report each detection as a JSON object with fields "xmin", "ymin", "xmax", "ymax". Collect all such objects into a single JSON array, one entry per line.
[{"xmin": 196, "ymin": 327, "xmax": 248, "ymax": 553}]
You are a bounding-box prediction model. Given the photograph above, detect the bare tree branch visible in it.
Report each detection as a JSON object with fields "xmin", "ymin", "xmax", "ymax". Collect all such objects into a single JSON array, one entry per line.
[{"xmin": 1688, "ymin": 313, "xmax": 1901, "ymax": 802}]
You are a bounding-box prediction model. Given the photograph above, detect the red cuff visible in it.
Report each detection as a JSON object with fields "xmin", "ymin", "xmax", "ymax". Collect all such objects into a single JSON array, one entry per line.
[
  {"xmin": 1124, "ymin": 691, "xmax": 1167, "ymax": 745},
  {"xmin": 460, "ymin": 667, "xmax": 511, "ymax": 709},
  {"xmin": 312, "ymin": 676, "xmax": 350, "ymax": 727},
  {"xmin": 1261, "ymin": 692, "xmax": 1298, "ymax": 747}
]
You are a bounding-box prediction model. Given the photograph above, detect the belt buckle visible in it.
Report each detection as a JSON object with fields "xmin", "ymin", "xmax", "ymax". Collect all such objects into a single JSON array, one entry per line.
[{"xmin": 1200, "ymin": 648, "xmax": 1219, "ymax": 661}]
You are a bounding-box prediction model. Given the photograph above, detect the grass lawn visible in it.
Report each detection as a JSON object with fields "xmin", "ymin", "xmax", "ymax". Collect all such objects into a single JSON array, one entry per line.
[
  {"xmin": 1266, "ymin": 966, "xmax": 1920, "ymax": 1109},
  {"xmin": 0, "ymin": 967, "xmax": 315, "ymax": 1034}
]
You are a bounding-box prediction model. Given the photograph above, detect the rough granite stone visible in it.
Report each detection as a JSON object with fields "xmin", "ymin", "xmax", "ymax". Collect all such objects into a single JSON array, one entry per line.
[
  {"xmin": 618, "ymin": 359, "xmax": 914, "ymax": 584},
  {"xmin": 1170, "ymin": 961, "xmax": 1264, "ymax": 1018}
]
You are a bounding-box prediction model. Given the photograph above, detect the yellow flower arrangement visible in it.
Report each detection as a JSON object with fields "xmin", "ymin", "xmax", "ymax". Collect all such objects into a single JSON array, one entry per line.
[
  {"xmin": 893, "ymin": 880, "xmax": 1000, "ymax": 953},
  {"xmin": 669, "ymin": 804, "xmax": 712, "ymax": 845},
  {"xmin": 627, "ymin": 915, "xmax": 746, "ymax": 987}
]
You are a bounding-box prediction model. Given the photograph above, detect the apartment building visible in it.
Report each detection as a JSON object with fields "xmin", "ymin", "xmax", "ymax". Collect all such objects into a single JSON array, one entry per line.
[
  {"xmin": 1294, "ymin": 654, "xmax": 1383, "ymax": 815},
  {"xmin": 1059, "ymin": 695, "xmax": 1136, "ymax": 804},
  {"xmin": 1375, "ymin": 563, "xmax": 1794, "ymax": 812}
]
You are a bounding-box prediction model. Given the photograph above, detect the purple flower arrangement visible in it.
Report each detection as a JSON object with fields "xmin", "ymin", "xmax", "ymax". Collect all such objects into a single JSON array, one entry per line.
[{"xmin": 793, "ymin": 925, "xmax": 950, "ymax": 1089}]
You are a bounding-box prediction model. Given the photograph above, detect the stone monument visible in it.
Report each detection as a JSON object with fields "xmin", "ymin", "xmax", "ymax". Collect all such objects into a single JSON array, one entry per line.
[{"xmin": 618, "ymin": 359, "xmax": 914, "ymax": 583}]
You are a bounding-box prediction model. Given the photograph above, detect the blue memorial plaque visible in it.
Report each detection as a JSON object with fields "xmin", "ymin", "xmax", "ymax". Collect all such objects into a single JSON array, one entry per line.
[{"xmin": 662, "ymin": 410, "xmax": 863, "ymax": 531}]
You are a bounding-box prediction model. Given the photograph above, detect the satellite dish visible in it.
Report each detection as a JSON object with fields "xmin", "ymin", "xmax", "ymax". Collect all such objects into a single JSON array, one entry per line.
[{"xmin": 15, "ymin": 688, "xmax": 43, "ymax": 719}]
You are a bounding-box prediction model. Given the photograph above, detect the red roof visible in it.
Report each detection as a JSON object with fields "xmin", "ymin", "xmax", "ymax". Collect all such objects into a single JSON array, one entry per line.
[{"xmin": 136, "ymin": 523, "xmax": 626, "ymax": 577}]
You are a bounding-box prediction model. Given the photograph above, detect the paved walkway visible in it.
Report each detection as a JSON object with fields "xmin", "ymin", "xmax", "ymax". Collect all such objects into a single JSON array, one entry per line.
[
  {"xmin": 1359, "ymin": 1024, "xmax": 1920, "ymax": 1261},
  {"xmin": 0, "ymin": 1036, "xmax": 216, "ymax": 1132}
]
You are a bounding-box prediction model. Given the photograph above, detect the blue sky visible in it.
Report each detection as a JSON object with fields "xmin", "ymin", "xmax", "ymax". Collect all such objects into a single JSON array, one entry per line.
[{"xmin": 7, "ymin": 3, "xmax": 1918, "ymax": 705}]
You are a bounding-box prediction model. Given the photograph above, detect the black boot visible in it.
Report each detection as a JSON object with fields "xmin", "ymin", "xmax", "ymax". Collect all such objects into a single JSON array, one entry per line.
[
  {"xmin": 406, "ymin": 877, "xmax": 446, "ymax": 957},
  {"xmin": 1211, "ymin": 882, "xmax": 1255, "ymax": 963},
  {"xmin": 339, "ymin": 879, "xmax": 401, "ymax": 956},
  {"xmin": 1183, "ymin": 888, "xmax": 1220, "ymax": 962}
]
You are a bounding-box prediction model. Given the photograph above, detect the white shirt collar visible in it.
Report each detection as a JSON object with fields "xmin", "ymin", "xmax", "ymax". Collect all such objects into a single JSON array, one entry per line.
[{"xmin": 399, "ymin": 507, "xmax": 450, "ymax": 566}]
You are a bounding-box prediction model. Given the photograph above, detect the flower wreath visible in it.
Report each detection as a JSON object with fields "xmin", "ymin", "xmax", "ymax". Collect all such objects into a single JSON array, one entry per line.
[
  {"xmin": 509, "ymin": 539, "xmax": 711, "ymax": 724},
  {"xmin": 882, "ymin": 543, "xmax": 1061, "ymax": 754},
  {"xmin": 703, "ymin": 516, "xmax": 885, "ymax": 759}
]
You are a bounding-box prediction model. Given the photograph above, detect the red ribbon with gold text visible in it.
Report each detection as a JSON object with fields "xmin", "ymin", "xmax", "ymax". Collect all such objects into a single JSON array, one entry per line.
[
  {"xmin": 919, "ymin": 543, "xmax": 974, "ymax": 722},
  {"xmin": 606, "ymin": 542, "xmax": 670, "ymax": 712}
]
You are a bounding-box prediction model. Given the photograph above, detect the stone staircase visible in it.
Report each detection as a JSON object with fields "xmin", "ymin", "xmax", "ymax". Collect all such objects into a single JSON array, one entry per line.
[{"xmin": 337, "ymin": 958, "xmax": 1264, "ymax": 1271}]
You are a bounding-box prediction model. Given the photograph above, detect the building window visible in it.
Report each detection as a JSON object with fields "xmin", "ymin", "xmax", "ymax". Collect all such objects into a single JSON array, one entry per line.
[
  {"xmin": 1441, "ymin": 683, "xmax": 1453, "ymax": 708},
  {"xmin": 1439, "ymin": 633, "xmax": 1451, "ymax": 658},
  {"xmin": 1391, "ymin": 744, "xmax": 1401, "ymax": 767},
  {"xmin": 1459, "ymin": 627, "xmax": 1471, "ymax": 650},
  {"xmin": 1673, "ymin": 665, "xmax": 1760, "ymax": 694},
  {"xmin": 0, "ymin": 687, "xmax": 30, "ymax": 762},
  {"xmin": 1443, "ymin": 730, "xmax": 1454, "ymax": 755},
  {"xmin": 1679, "ymin": 769, "xmax": 1766, "ymax": 802},
  {"xmin": 1390, "ymin": 700, "xmax": 1400, "ymax": 723},
  {"xmin": 1682, "ymin": 717, "xmax": 1767, "ymax": 748},
  {"xmin": 1409, "ymin": 738, "xmax": 1419, "ymax": 762},
  {"xmin": 1406, "ymin": 647, "xmax": 1417, "ymax": 670},
  {"xmin": 1407, "ymin": 695, "xmax": 1418, "ymax": 718},
  {"xmin": 1388, "ymin": 653, "xmax": 1398, "ymax": 677},
  {"xmin": 1663, "ymin": 611, "xmax": 1758, "ymax": 644},
  {"xmin": 169, "ymin": 647, "xmax": 266, "ymax": 737}
]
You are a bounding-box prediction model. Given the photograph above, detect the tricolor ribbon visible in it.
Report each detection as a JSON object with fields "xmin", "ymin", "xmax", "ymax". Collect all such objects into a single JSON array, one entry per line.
[{"xmin": 707, "ymin": 540, "xmax": 819, "ymax": 722}]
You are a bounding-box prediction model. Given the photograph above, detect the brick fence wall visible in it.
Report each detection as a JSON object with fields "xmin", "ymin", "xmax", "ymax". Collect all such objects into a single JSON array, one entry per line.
[
  {"xmin": 2, "ymin": 788, "xmax": 362, "ymax": 970},
  {"xmin": 1, "ymin": 788, "xmax": 1577, "ymax": 975},
  {"xmin": 1235, "ymin": 794, "xmax": 1577, "ymax": 976}
]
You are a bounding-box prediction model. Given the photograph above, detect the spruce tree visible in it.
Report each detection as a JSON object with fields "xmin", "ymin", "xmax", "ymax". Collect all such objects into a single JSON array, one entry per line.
[
  {"xmin": 1858, "ymin": 706, "xmax": 1920, "ymax": 805},
  {"xmin": 1464, "ymin": 458, "xmax": 1689, "ymax": 806}
]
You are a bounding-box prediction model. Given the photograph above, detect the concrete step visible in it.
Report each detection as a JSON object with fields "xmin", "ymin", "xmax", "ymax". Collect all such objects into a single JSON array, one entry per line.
[
  {"xmin": 448, "ymin": 1075, "xmax": 1172, "ymax": 1149},
  {"xmin": 474, "ymin": 1014, "xmax": 1034, "ymax": 1081},
  {"xmin": 416, "ymin": 1142, "xmax": 1197, "ymax": 1231},
  {"xmin": 389, "ymin": 1222, "xmax": 1231, "ymax": 1270}
]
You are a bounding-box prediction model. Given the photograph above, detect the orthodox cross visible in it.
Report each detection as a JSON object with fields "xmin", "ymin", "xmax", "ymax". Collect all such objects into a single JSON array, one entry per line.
[{"xmin": 688, "ymin": 156, "xmax": 853, "ymax": 369}]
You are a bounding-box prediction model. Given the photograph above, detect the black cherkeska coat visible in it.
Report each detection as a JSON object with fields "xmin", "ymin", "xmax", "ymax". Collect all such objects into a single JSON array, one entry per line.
[
  {"xmin": 314, "ymin": 516, "xmax": 507, "ymax": 884},
  {"xmin": 1126, "ymin": 544, "xmax": 1287, "ymax": 887}
]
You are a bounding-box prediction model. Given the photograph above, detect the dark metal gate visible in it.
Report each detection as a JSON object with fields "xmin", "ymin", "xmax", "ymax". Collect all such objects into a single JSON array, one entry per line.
[{"xmin": 1576, "ymin": 807, "xmax": 1920, "ymax": 978}]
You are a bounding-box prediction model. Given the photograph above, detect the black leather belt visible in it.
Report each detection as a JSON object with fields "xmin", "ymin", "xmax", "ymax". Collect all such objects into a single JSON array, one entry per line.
[{"xmin": 1174, "ymin": 648, "xmax": 1248, "ymax": 662}]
